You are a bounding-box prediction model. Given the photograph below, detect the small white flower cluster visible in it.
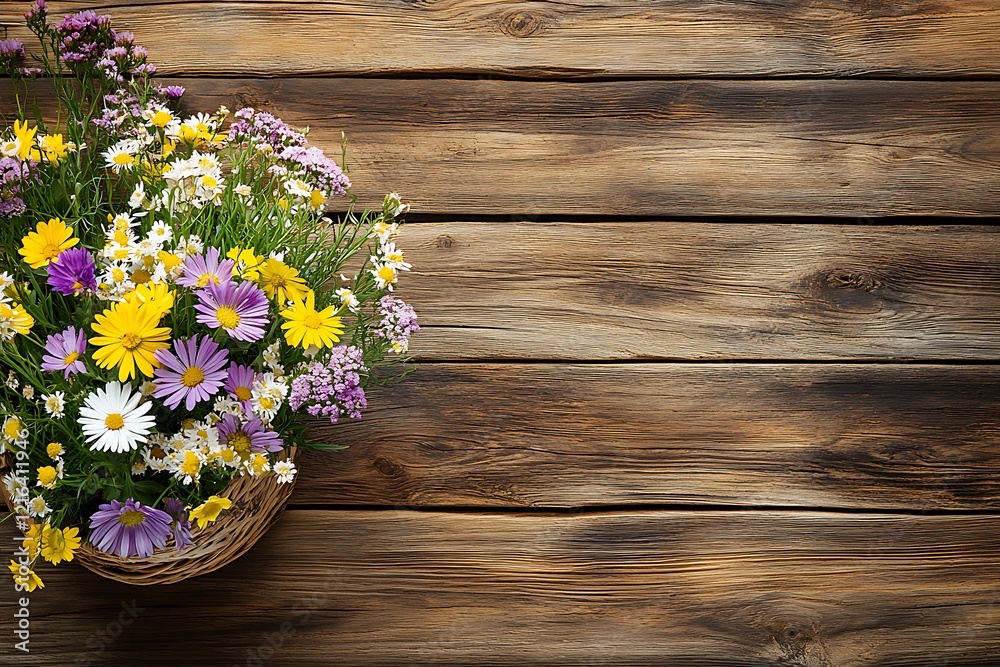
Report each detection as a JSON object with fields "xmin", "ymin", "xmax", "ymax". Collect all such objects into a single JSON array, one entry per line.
[
  {"xmin": 95, "ymin": 208, "xmax": 181, "ymax": 301},
  {"xmin": 368, "ymin": 193, "xmax": 411, "ymax": 291},
  {"xmin": 132, "ymin": 369, "xmax": 293, "ymax": 487}
]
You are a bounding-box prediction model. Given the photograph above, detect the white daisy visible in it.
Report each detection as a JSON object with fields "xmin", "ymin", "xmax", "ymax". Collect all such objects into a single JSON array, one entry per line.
[
  {"xmin": 21, "ymin": 385, "xmax": 34, "ymax": 400},
  {"xmin": 371, "ymin": 220, "xmax": 399, "ymax": 244},
  {"xmin": 380, "ymin": 242, "xmax": 412, "ymax": 271},
  {"xmin": 233, "ymin": 183, "xmax": 252, "ymax": 198},
  {"xmin": 148, "ymin": 221, "xmax": 173, "ymax": 245},
  {"xmin": 129, "ymin": 183, "xmax": 147, "ymax": 209},
  {"xmin": 27, "ymin": 495, "xmax": 51, "ymax": 519},
  {"xmin": 131, "ymin": 460, "xmax": 148, "ymax": 476},
  {"xmin": 336, "ymin": 287, "xmax": 359, "ymax": 311},
  {"xmin": 79, "ymin": 381, "xmax": 156, "ymax": 453},
  {"xmin": 0, "ymin": 137, "xmax": 21, "ymax": 158},
  {"xmin": 273, "ymin": 460, "xmax": 297, "ymax": 484},
  {"xmin": 102, "ymin": 139, "xmax": 141, "ymax": 173},
  {"xmin": 385, "ymin": 192, "xmax": 409, "ymax": 218},
  {"xmin": 370, "ymin": 263, "xmax": 398, "ymax": 290},
  {"xmin": 42, "ymin": 391, "xmax": 66, "ymax": 418},
  {"xmin": 0, "ymin": 271, "xmax": 13, "ymax": 303}
]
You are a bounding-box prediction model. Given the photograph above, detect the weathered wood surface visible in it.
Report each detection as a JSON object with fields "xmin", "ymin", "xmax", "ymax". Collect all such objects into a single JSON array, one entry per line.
[
  {"xmin": 295, "ymin": 363, "xmax": 1000, "ymax": 510},
  {"xmin": 397, "ymin": 223, "xmax": 1000, "ymax": 360},
  {"xmin": 6, "ymin": 78, "xmax": 1000, "ymax": 216},
  {"xmin": 159, "ymin": 78, "xmax": 1000, "ymax": 216},
  {"xmin": 5, "ymin": 510, "xmax": 1000, "ymax": 666},
  {"xmin": 3, "ymin": 0, "xmax": 1000, "ymax": 78}
]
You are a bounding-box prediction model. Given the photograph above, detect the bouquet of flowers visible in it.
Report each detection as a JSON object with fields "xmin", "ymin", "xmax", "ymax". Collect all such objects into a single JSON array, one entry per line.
[{"xmin": 0, "ymin": 2, "xmax": 418, "ymax": 589}]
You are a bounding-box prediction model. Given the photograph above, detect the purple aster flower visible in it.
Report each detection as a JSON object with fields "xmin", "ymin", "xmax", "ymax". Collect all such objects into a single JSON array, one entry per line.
[
  {"xmin": 217, "ymin": 413, "xmax": 283, "ymax": 455},
  {"xmin": 153, "ymin": 335, "xmax": 229, "ymax": 410},
  {"xmin": 160, "ymin": 85, "xmax": 185, "ymax": 99},
  {"xmin": 289, "ymin": 345, "xmax": 367, "ymax": 423},
  {"xmin": 194, "ymin": 280, "xmax": 269, "ymax": 342},
  {"xmin": 88, "ymin": 498, "xmax": 172, "ymax": 559},
  {"xmin": 46, "ymin": 247, "xmax": 97, "ymax": 295},
  {"xmin": 41, "ymin": 326, "xmax": 87, "ymax": 378},
  {"xmin": 163, "ymin": 498, "xmax": 193, "ymax": 551},
  {"xmin": 224, "ymin": 364, "xmax": 256, "ymax": 406},
  {"xmin": 176, "ymin": 247, "xmax": 234, "ymax": 289}
]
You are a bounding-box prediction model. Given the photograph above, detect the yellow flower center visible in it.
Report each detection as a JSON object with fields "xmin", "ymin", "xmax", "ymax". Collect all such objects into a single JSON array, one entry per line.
[
  {"xmin": 120, "ymin": 332, "xmax": 143, "ymax": 350},
  {"xmin": 181, "ymin": 367, "xmax": 206, "ymax": 388},
  {"xmin": 4, "ymin": 419, "xmax": 22, "ymax": 439},
  {"xmin": 228, "ymin": 432, "xmax": 251, "ymax": 453},
  {"xmin": 235, "ymin": 386, "xmax": 252, "ymax": 401},
  {"xmin": 118, "ymin": 510, "xmax": 146, "ymax": 526},
  {"xmin": 267, "ymin": 274, "xmax": 286, "ymax": 288},
  {"xmin": 303, "ymin": 312, "xmax": 325, "ymax": 329},
  {"xmin": 377, "ymin": 266, "xmax": 396, "ymax": 282},
  {"xmin": 151, "ymin": 110, "xmax": 172, "ymax": 127},
  {"xmin": 196, "ymin": 273, "xmax": 219, "ymax": 288},
  {"xmin": 132, "ymin": 268, "xmax": 151, "ymax": 284},
  {"xmin": 202, "ymin": 175, "xmax": 218, "ymax": 188},
  {"xmin": 258, "ymin": 396, "xmax": 275, "ymax": 410},
  {"xmin": 215, "ymin": 306, "xmax": 241, "ymax": 329},
  {"xmin": 104, "ymin": 413, "xmax": 125, "ymax": 430},
  {"xmin": 111, "ymin": 267, "xmax": 126, "ymax": 282},
  {"xmin": 113, "ymin": 152, "xmax": 134, "ymax": 166},
  {"xmin": 41, "ymin": 243, "xmax": 62, "ymax": 261},
  {"xmin": 63, "ymin": 351, "xmax": 80, "ymax": 365}
]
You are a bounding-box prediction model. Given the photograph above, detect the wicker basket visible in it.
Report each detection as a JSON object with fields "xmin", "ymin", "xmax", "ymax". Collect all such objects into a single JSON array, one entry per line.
[{"xmin": 1, "ymin": 446, "xmax": 298, "ymax": 585}]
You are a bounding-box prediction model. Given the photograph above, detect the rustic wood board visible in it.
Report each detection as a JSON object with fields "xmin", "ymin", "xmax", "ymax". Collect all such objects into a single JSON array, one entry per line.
[
  {"xmin": 3, "ymin": 0, "xmax": 1000, "ymax": 77},
  {"xmin": 174, "ymin": 78, "xmax": 1000, "ymax": 216},
  {"xmin": 294, "ymin": 363, "xmax": 1000, "ymax": 510},
  {"xmin": 5, "ymin": 510, "xmax": 999, "ymax": 666},
  {"xmin": 6, "ymin": 78, "xmax": 1000, "ymax": 215},
  {"xmin": 397, "ymin": 222, "xmax": 1000, "ymax": 360}
]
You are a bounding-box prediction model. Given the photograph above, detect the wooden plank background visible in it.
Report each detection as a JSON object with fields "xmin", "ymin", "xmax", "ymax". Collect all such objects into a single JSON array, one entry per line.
[{"xmin": 2, "ymin": 1, "xmax": 999, "ymax": 665}]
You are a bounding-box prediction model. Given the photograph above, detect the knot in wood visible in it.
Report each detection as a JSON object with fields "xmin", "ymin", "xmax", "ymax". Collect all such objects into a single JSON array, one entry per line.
[
  {"xmin": 500, "ymin": 10, "xmax": 543, "ymax": 38},
  {"xmin": 825, "ymin": 269, "xmax": 882, "ymax": 293},
  {"xmin": 373, "ymin": 456, "xmax": 404, "ymax": 478},
  {"xmin": 436, "ymin": 234, "xmax": 454, "ymax": 249}
]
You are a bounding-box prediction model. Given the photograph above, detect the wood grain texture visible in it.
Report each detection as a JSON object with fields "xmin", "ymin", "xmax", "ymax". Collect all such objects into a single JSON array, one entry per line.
[
  {"xmin": 7, "ymin": 78, "xmax": 1000, "ymax": 216},
  {"xmin": 398, "ymin": 222, "xmax": 1000, "ymax": 360},
  {"xmin": 4, "ymin": 510, "xmax": 999, "ymax": 666},
  {"xmin": 294, "ymin": 363, "xmax": 1000, "ymax": 510},
  {"xmin": 155, "ymin": 78, "xmax": 1000, "ymax": 216},
  {"xmin": 2, "ymin": 0, "xmax": 1000, "ymax": 78}
]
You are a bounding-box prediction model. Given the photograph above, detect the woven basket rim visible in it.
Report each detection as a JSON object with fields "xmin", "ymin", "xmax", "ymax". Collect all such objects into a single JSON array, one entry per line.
[{"xmin": 2, "ymin": 446, "xmax": 299, "ymax": 585}]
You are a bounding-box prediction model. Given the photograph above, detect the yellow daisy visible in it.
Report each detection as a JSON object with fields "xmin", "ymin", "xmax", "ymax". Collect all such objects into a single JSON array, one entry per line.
[
  {"xmin": 280, "ymin": 289, "xmax": 344, "ymax": 350},
  {"xmin": 38, "ymin": 134, "xmax": 73, "ymax": 165},
  {"xmin": 12, "ymin": 120, "xmax": 38, "ymax": 161},
  {"xmin": 36, "ymin": 465, "xmax": 57, "ymax": 489},
  {"xmin": 90, "ymin": 300, "xmax": 171, "ymax": 381},
  {"xmin": 124, "ymin": 282, "xmax": 175, "ymax": 319},
  {"xmin": 18, "ymin": 218, "xmax": 78, "ymax": 269},
  {"xmin": 188, "ymin": 495, "xmax": 232, "ymax": 529},
  {"xmin": 8, "ymin": 560, "xmax": 43, "ymax": 592},
  {"xmin": 40, "ymin": 525, "xmax": 81, "ymax": 565},
  {"xmin": 21, "ymin": 523, "xmax": 42, "ymax": 559},
  {"xmin": 257, "ymin": 257, "xmax": 308, "ymax": 302},
  {"xmin": 0, "ymin": 302, "xmax": 34, "ymax": 336}
]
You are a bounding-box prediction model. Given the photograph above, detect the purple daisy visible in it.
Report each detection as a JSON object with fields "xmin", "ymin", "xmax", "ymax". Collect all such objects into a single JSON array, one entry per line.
[
  {"xmin": 194, "ymin": 280, "xmax": 269, "ymax": 342},
  {"xmin": 163, "ymin": 498, "xmax": 193, "ymax": 551},
  {"xmin": 218, "ymin": 413, "xmax": 283, "ymax": 455},
  {"xmin": 47, "ymin": 247, "xmax": 97, "ymax": 295},
  {"xmin": 224, "ymin": 364, "xmax": 256, "ymax": 407},
  {"xmin": 152, "ymin": 335, "xmax": 229, "ymax": 410},
  {"xmin": 176, "ymin": 247, "xmax": 234, "ymax": 289},
  {"xmin": 41, "ymin": 326, "xmax": 87, "ymax": 378},
  {"xmin": 88, "ymin": 498, "xmax": 173, "ymax": 559}
]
